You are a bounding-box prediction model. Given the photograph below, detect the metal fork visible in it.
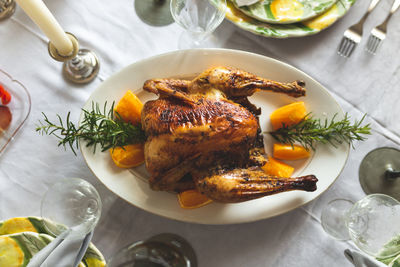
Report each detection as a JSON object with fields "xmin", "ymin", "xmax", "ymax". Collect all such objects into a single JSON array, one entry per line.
[
  {"xmin": 366, "ymin": 0, "xmax": 400, "ymax": 54},
  {"xmin": 338, "ymin": 0, "xmax": 382, "ymax": 57}
]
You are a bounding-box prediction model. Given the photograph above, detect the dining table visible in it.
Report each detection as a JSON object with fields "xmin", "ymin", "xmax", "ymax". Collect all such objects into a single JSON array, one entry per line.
[{"xmin": 0, "ymin": 0, "xmax": 399, "ymax": 266}]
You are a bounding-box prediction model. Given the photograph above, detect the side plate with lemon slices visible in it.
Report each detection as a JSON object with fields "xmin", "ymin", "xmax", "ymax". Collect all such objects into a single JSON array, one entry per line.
[
  {"xmin": 0, "ymin": 217, "xmax": 106, "ymax": 267},
  {"xmin": 215, "ymin": 0, "xmax": 355, "ymax": 38},
  {"xmin": 232, "ymin": 0, "xmax": 338, "ymax": 24}
]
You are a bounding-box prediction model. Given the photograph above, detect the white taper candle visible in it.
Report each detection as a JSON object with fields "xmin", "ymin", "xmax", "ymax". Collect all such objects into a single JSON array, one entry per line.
[{"xmin": 15, "ymin": 0, "xmax": 73, "ymax": 56}]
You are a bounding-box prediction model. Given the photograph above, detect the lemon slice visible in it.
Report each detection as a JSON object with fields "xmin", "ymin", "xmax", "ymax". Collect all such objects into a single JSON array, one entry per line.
[
  {"xmin": 0, "ymin": 217, "xmax": 38, "ymax": 235},
  {"xmin": 0, "ymin": 236, "xmax": 25, "ymax": 267},
  {"xmin": 232, "ymin": 0, "xmax": 337, "ymax": 24}
]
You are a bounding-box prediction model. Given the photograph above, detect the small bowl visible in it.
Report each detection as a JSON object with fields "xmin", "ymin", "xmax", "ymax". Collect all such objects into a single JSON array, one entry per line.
[{"xmin": 0, "ymin": 69, "xmax": 31, "ymax": 156}]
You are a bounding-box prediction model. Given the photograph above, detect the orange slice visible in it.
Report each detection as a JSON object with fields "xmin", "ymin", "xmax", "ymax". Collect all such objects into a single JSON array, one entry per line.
[
  {"xmin": 110, "ymin": 143, "xmax": 145, "ymax": 168},
  {"xmin": 262, "ymin": 156, "xmax": 294, "ymax": 177},
  {"xmin": 178, "ymin": 190, "xmax": 212, "ymax": 209},
  {"xmin": 273, "ymin": 143, "xmax": 310, "ymax": 160},
  {"xmin": 114, "ymin": 90, "xmax": 143, "ymax": 125},
  {"xmin": 270, "ymin": 101, "xmax": 307, "ymax": 130}
]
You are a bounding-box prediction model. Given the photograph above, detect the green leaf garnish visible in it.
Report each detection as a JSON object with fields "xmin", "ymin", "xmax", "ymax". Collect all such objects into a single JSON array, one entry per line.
[
  {"xmin": 36, "ymin": 102, "xmax": 146, "ymax": 155},
  {"xmin": 268, "ymin": 113, "xmax": 371, "ymax": 150}
]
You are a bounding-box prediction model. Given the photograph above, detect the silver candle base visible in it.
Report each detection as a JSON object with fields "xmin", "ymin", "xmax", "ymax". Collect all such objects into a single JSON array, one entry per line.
[
  {"xmin": 63, "ymin": 49, "xmax": 99, "ymax": 84},
  {"xmin": 48, "ymin": 33, "xmax": 99, "ymax": 84},
  {"xmin": 0, "ymin": 0, "xmax": 16, "ymax": 20}
]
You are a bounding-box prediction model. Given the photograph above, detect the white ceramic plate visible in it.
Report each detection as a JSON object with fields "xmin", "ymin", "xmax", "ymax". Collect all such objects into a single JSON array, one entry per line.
[{"xmin": 81, "ymin": 49, "xmax": 349, "ymax": 224}]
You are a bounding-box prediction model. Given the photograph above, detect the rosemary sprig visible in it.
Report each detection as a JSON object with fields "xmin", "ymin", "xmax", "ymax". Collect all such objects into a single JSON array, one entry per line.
[
  {"xmin": 36, "ymin": 102, "xmax": 146, "ymax": 155},
  {"xmin": 268, "ymin": 113, "xmax": 371, "ymax": 150}
]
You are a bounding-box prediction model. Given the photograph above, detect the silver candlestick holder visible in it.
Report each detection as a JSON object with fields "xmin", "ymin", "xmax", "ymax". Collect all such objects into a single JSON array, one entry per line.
[
  {"xmin": 0, "ymin": 0, "xmax": 15, "ymax": 20},
  {"xmin": 48, "ymin": 33, "xmax": 99, "ymax": 84}
]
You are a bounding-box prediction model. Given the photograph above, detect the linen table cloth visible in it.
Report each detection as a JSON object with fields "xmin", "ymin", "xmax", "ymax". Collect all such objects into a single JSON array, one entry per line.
[{"xmin": 0, "ymin": 0, "xmax": 399, "ymax": 266}]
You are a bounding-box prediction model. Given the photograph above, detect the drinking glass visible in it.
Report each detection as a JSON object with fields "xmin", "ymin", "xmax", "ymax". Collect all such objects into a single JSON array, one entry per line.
[
  {"xmin": 321, "ymin": 194, "xmax": 400, "ymax": 259},
  {"xmin": 107, "ymin": 233, "xmax": 198, "ymax": 267},
  {"xmin": 41, "ymin": 178, "xmax": 102, "ymax": 238},
  {"xmin": 170, "ymin": 0, "xmax": 227, "ymax": 49}
]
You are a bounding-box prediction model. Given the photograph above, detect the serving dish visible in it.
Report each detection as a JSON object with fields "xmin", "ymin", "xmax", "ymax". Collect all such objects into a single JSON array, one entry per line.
[
  {"xmin": 220, "ymin": 0, "xmax": 355, "ymax": 38},
  {"xmin": 0, "ymin": 217, "xmax": 106, "ymax": 266},
  {"xmin": 0, "ymin": 69, "xmax": 31, "ymax": 157},
  {"xmin": 232, "ymin": 0, "xmax": 338, "ymax": 24},
  {"xmin": 80, "ymin": 49, "xmax": 349, "ymax": 224}
]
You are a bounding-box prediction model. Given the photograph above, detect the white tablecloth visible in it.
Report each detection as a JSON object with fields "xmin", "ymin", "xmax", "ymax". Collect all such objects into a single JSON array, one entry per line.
[{"xmin": 0, "ymin": 0, "xmax": 399, "ymax": 266}]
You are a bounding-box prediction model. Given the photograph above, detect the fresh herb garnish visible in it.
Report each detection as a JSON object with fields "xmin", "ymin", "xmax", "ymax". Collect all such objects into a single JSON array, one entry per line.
[
  {"xmin": 268, "ymin": 113, "xmax": 371, "ymax": 150},
  {"xmin": 36, "ymin": 102, "xmax": 146, "ymax": 155}
]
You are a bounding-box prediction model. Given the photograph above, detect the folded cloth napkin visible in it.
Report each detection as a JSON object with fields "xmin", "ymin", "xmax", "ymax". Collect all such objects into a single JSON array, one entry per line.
[
  {"xmin": 27, "ymin": 230, "xmax": 93, "ymax": 267},
  {"xmin": 344, "ymin": 249, "xmax": 388, "ymax": 267},
  {"xmin": 235, "ymin": 0, "xmax": 259, "ymax": 7}
]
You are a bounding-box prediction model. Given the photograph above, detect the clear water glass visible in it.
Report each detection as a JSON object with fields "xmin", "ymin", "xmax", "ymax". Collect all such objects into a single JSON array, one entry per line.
[
  {"xmin": 321, "ymin": 194, "xmax": 400, "ymax": 259},
  {"xmin": 108, "ymin": 233, "xmax": 197, "ymax": 267},
  {"xmin": 170, "ymin": 0, "xmax": 227, "ymax": 48},
  {"xmin": 40, "ymin": 178, "xmax": 102, "ymax": 239}
]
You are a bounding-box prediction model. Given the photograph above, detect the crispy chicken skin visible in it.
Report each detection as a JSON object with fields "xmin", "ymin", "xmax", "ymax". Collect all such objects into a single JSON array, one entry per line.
[
  {"xmin": 141, "ymin": 67, "xmax": 317, "ymax": 203},
  {"xmin": 142, "ymin": 95, "xmax": 259, "ymax": 190}
]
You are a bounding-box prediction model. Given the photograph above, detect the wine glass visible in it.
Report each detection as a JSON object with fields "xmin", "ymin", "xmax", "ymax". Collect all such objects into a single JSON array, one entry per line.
[
  {"xmin": 321, "ymin": 194, "xmax": 400, "ymax": 259},
  {"xmin": 107, "ymin": 233, "xmax": 198, "ymax": 267},
  {"xmin": 41, "ymin": 178, "xmax": 102, "ymax": 238},
  {"xmin": 27, "ymin": 178, "xmax": 102, "ymax": 266},
  {"xmin": 359, "ymin": 147, "xmax": 400, "ymax": 201},
  {"xmin": 170, "ymin": 0, "xmax": 227, "ymax": 49},
  {"xmin": 134, "ymin": 0, "xmax": 174, "ymax": 26}
]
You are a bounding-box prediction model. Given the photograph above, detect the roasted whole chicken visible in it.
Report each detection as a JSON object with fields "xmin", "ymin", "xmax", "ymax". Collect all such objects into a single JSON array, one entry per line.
[{"xmin": 141, "ymin": 67, "xmax": 318, "ymax": 203}]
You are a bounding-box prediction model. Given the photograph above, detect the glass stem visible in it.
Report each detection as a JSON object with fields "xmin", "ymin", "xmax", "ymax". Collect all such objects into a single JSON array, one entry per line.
[{"xmin": 190, "ymin": 32, "xmax": 208, "ymax": 45}]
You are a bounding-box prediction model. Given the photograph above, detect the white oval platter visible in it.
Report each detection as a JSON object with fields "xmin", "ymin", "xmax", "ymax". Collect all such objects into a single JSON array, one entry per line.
[{"xmin": 80, "ymin": 49, "xmax": 349, "ymax": 224}]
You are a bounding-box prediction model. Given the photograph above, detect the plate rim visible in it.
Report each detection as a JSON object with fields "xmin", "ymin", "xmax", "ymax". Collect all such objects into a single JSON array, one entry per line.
[{"xmin": 80, "ymin": 48, "xmax": 350, "ymax": 225}]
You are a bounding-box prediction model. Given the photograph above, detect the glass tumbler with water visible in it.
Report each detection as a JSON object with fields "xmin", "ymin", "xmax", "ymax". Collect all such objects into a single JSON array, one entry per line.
[
  {"xmin": 107, "ymin": 233, "xmax": 197, "ymax": 267},
  {"xmin": 170, "ymin": 0, "xmax": 227, "ymax": 48},
  {"xmin": 321, "ymin": 193, "xmax": 400, "ymax": 260},
  {"xmin": 41, "ymin": 177, "xmax": 102, "ymax": 238}
]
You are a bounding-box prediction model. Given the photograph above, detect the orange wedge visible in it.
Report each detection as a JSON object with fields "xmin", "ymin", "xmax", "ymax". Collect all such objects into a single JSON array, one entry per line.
[
  {"xmin": 273, "ymin": 143, "xmax": 310, "ymax": 160},
  {"xmin": 270, "ymin": 101, "xmax": 307, "ymax": 130},
  {"xmin": 262, "ymin": 156, "xmax": 294, "ymax": 177},
  {"xmin": 110, "ymin": 143, "xmax": 145, "ymax": 168},
  {"xmin": 178, "ymin": 190, "xmax": 212, "ymax": 209},
  {"xmin": 114, "ymin": 90, "xmax": 143, "ymax": 125}
]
